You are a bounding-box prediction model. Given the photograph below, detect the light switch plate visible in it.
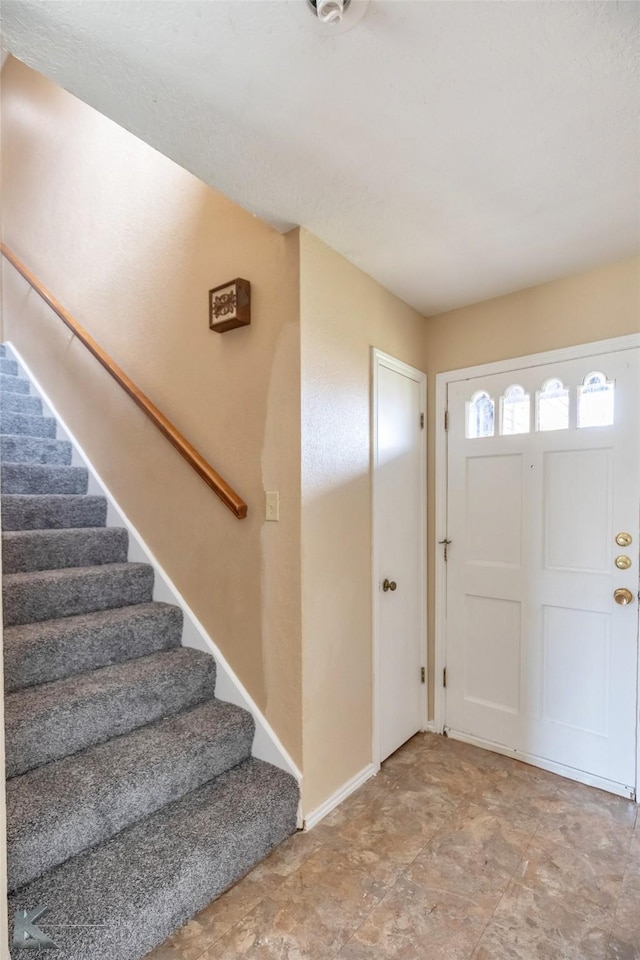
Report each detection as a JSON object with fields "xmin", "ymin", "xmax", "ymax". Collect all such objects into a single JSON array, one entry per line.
[{"xmin": 265, "ymin": 491, "xmax": 280, "ymax": 521}]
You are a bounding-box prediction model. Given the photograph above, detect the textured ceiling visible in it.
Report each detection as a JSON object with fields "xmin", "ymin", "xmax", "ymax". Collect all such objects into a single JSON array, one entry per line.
[{"xmin": 2, "ymin": 1, "xmax": 639, "ymax": 314}]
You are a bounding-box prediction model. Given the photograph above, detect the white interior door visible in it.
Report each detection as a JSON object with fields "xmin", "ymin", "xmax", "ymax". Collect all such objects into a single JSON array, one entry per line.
[
  {"xmin": 445, "ymin": 347, "xmax": 640, "ymax": 797},
  {"xmin": 374, "ymin": 351, "xmax": 426, "ymax": 762}
]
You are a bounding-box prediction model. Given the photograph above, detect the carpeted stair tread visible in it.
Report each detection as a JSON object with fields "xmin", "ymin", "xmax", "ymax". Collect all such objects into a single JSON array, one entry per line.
[
  {"xmin": 4, "ymin": 602, "xmax": 183, "ymax": 692},
  {"xmin": 1, "ymin": 493, "xmax": 107, "ymax": 531},
  {"xmin": 0, "ymin": 372, "xmax": 29, "ymax": 394},
  {"xmin": 0, "ymin": 391, "xmax": 43, "ymax": 416},
  {"xmin": 0, "ymin": 434, "xmax": 72, "ymax": 465},
  {"xmin": 0, "ymin": 357, "xmax": 18, "ymax": 376},
  {"xmin": 2, "ymin": 561, "xmax": 154, "ymax": 626},
  {"xmin": 0, "ymin": 410, "xmax": 56, "ymax": 438},
  {"xmin": 8, "ymin": 758, "xmax": 298, "ymax": 960},
  {"xmin": 2, "ymin": 527, "xmax": 128, "ymax": 574},
  {"xmin": 4, "ymin": 647, "xmax": 217, "ymax": 777},
  {"xmin": 7, "ymin": 698, "xmax": 255, "ymax": 889},
  {"xmin": 0, "ymin": 344, "xmax": 7, "ymax": 357},
  {"xmin": 1, "ymin": 462, "xmax": 88, "ymax": 495}
]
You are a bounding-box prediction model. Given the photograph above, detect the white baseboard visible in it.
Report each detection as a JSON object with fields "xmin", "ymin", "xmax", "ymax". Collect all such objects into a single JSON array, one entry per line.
[
  {"xmin": 423, "ymin": 720, "xmax": 436, "ymax": 733},
  {"xmin": 304, "ymin": 762, "xmax": 379, "ymax": 831},
  {"xmin": 446, "ymin": 728, "xmax": 635, "ymax": 801},
  {"xmin": 7, "ymin": 342, "xmax": 302, "ymax": 784}
]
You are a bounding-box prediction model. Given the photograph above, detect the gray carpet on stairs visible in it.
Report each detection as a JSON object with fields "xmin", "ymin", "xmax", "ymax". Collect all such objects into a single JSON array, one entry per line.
[
  {"xmin": 7, "ymin": 698, "xmax": 255, "ymax": 889},
  {"xmin": 0, "ymin": 391, "xmax": 43, "ymax": 416},
  {"xmin": 1, "ymin": 346, "xmax": 299, "ymax": 960},
  {"xmin": 0, "ymin": 411, "xmax": 56, "ymax": 437},
  {"xmin": 1, "ymin": 493, "xmax": 107, "ymax": 530},
  {"xmin": 4, "ymin": 602, "xmax": 183, "ymax": 692},
  {"xmin": 5, "ymin": 647, "xmax": 218, "ymax": 776},
  {"xmin": 1, "ymin": 462, "xmax": 88, "ymax": 495},
  {"xmin": 3, "ymin": 561, "xmax": 154, "ymax": 625},
  {"xmin": 2, "ymin": 526, "xmax": 129, "ymax": 573},
  {"xmin": 0, "ymin": 357, "xmax": 18, "ymax": 376},
  {"xmin": 0, "ymin": 434, "xmax": 72, "ymax": 465},
  {"xmin": 8, "ymin": 759, "xmax": 299, "ymax": 960},
  {"xmin": 0, "ymin": 372, "xmax": 30, "ymax": 393}
]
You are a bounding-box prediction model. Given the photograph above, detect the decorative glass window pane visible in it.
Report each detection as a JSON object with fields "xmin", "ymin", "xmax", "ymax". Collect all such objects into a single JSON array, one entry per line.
[
  {"xmin": 577, "ymin": 371, "xmax": 614, "ymax": 428},
  {"xmin": 466, "ymin": 391, "xmax": 495, "ymax": 439},
  {"xmin": 536, "ymin": 378, "xmax": 569, "ymax": 432},
  {"xmin": 501, "ymin": 385, "xmax": 530, "ymax": 435}
]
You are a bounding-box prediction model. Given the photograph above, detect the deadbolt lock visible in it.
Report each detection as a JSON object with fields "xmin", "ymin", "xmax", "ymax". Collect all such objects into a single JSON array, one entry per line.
[
  {"xmin": 615, "ymin": 532, "xmax": 633, "ymax": 547},
  {"xmin": 383, "ymin": 579, "xmax": 397, "ymax": 592},
  {"xmin": 615, "ymin": 555, "xmax": 632, "ymax": 570},
  {"xmin": 613, "ymin": 588, "xmax": 634, "ymax": 606}
]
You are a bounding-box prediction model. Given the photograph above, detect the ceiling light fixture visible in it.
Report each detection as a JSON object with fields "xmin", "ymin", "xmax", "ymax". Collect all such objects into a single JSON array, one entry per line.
[
  {"xmin": 290, "ymin": 0, "xmax": 369, "ymax": 36},
  {"xmin": 308, "ymin": 0, "xmax": 351, "ymax": 24}
]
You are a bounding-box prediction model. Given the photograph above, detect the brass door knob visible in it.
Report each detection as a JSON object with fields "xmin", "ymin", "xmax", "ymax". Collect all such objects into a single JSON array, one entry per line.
[
  {"xmin": 614, "ymin": 588, "xmax": 634, "ymax": 606},
  {"xmin": 383, "ymin": 579, "xmax": 397, "ymax": 592}
]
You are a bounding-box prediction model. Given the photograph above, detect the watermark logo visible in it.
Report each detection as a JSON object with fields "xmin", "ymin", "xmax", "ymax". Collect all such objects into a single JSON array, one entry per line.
[{"xmin": 13, "ymin": 907, "xmax": 59, "ymax": 951}]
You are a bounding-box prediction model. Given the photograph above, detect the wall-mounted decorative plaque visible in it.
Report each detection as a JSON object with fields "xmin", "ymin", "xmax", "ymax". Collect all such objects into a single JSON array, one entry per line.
[{"xmin": 209, "ymin": 278, "xmax": 251, "ymax": 333}]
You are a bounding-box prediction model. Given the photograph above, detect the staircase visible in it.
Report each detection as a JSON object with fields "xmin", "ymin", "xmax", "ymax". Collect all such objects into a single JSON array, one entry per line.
[{"xmin": 0, "ymin": 345, "xmax": 299, "ymax": 959}]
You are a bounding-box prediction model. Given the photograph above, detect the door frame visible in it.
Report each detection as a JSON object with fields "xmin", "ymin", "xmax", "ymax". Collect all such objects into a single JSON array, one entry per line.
[
  {"xmin": 371, "ymin": 348, "xmax": 428, "ymax": 768},
  {"xmin": 434, "ymin": 333, "xmax": 640, "ymax": 798}
]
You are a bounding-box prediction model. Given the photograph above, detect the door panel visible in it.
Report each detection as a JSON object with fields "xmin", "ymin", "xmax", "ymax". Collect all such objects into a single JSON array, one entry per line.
[
  {"xmin": 375, "ymin": 355, "xmax": 426, "ymax": 762},
  {"xmin": 445, "ymin": 348, "xmax": 639, "ymax": 795}
]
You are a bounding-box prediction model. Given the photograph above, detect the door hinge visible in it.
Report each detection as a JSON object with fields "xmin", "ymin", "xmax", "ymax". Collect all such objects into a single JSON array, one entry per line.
[
  {"xmin": 420, "ymin": 412, "xmax": 425, "ymax": 429},
  {"xmin": 438, "ymin": 538, "xmax": 452, "ymax": 562},
  {"xmin": 444, "ymin": 410, "xmax": 449, "ymax": 430},
  {"xmin": 443, "ymin": 667, "xmax": 447, "ymax": 688},
  {"xmin": 421, "ymin": 666, "xmax": 425, "ymax": 684}
]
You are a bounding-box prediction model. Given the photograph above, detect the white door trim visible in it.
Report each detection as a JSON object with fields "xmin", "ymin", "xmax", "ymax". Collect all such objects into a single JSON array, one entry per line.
[
  {"xmin": 371, "ymin": 348, "xmax": 428, "ymax": 768},
  {"xmin": 434, "ymin": 333, "xmax": 640, "ymax": 798}
]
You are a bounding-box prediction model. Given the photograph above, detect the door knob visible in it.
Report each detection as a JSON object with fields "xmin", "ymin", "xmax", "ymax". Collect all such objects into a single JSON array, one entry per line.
[
  {"xmin": 614, "ymin": 588, "xmax": 634, "ymax": 606},
  {"xmin": 383, "ymin": 579, "xmax": 397, "ymax": 592}
]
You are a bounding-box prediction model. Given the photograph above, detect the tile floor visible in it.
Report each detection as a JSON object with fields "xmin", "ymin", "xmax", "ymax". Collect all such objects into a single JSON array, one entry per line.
[{"xmin": 145, "ymin": 733, "xmax": 639, "ymax": 960}]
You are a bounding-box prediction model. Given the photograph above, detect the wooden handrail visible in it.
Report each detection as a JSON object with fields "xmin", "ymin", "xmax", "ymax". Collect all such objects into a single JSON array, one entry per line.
[{"xmin": 1, "ymin": 244, "xmax": 248, "ymax": 519}]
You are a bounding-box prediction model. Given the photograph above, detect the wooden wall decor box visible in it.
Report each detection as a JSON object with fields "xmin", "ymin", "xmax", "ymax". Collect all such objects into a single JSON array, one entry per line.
[{"xmin": 209, "ymin": 278, "xmax": 251, "ymax": 333}]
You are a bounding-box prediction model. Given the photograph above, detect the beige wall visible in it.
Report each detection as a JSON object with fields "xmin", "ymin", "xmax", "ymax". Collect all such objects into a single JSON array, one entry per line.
[
  {"xmin": 1, "ymin": 58, "xmax": 303, "ymax": 764},
  {"xmin": 300, "ymin": 230, "xmax": 427, "ymax": 812},
  {"xmin": 423, "ymin": 255, "xmax": 640, "ymax": 709}
]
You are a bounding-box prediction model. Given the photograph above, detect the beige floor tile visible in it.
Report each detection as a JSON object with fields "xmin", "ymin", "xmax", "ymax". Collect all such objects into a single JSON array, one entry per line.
[
  {"xmin": 535, "ymin": 796, "xmax": 636, "ymax": 861},
  {"xmin": 199, "ymin": 896, "xmax": 341, "ymax": 959},
  {"xmin": 472, "ymin": 880, "xmax": 612, "ymax": 960},
  {"xmin": 405, "ymin": 801, "xmax": 534, "ymax": 911},
  {"xmin": 338, "ymin": 874, "xmax": 492, "ymax": 960},
  {"xmin": 266, "ymin": 846, "xmax": 391, "ymax": 950},
  {"xmin": 605, "ymin": 937, "xmax": 640, "ymax": 960},
  {"xmin": 516, "ymin": 835, "xmax": 626, "ymax": 914}
]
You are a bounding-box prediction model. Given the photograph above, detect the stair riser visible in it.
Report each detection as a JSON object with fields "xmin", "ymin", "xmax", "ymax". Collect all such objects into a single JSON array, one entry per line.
[
  {"xmin": 5, "ymin": 651, "xmax": 217, "ymax": 776},
  {"xmin": 0, "ymin": 373, "xmax": 30, "ymax": 394},
  {"xmin": 1, "ymin": 495, "xmax": 107, "ymax": 531},
  {"xmin": 0, "ymin": 393, "xmax": 43, "ymax": 416},
  {"xmin": 1, "ymin": 412, "xmax": 56, "ymax": 438},
  {"xmin": 2, "ymin": 564, "xmax": 154, "ymax": 626},
  {"xmin": 1, "ymin": 464, "xmax": 89, "ymax": 495},
  {"xmin": 7, "ymin": 702, "xmax": 254, "ymax": 889},
  {"xmin": 0, "ymin": 358, "xmax": 19, "ymax": 376},
  {"xmin": 0, "ymin": 435, "xmax": 72, "ymax": 465},
  {"xmin": 4, "ymin": 603, "xmax": 183, "ymax": 692},
  {"xmin": 2, "ymin": 528, "xmax": 128, "ymax": 574}
]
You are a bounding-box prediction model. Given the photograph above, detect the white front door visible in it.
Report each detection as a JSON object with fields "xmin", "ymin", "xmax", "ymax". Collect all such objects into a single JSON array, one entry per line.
[
  {"xmin": 445, "ymin": 347, "xmax": 640, "ymax": 797},
  {"xmin": 373, "ymin": 351, "xmax": 426, "ymax": 762}
]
